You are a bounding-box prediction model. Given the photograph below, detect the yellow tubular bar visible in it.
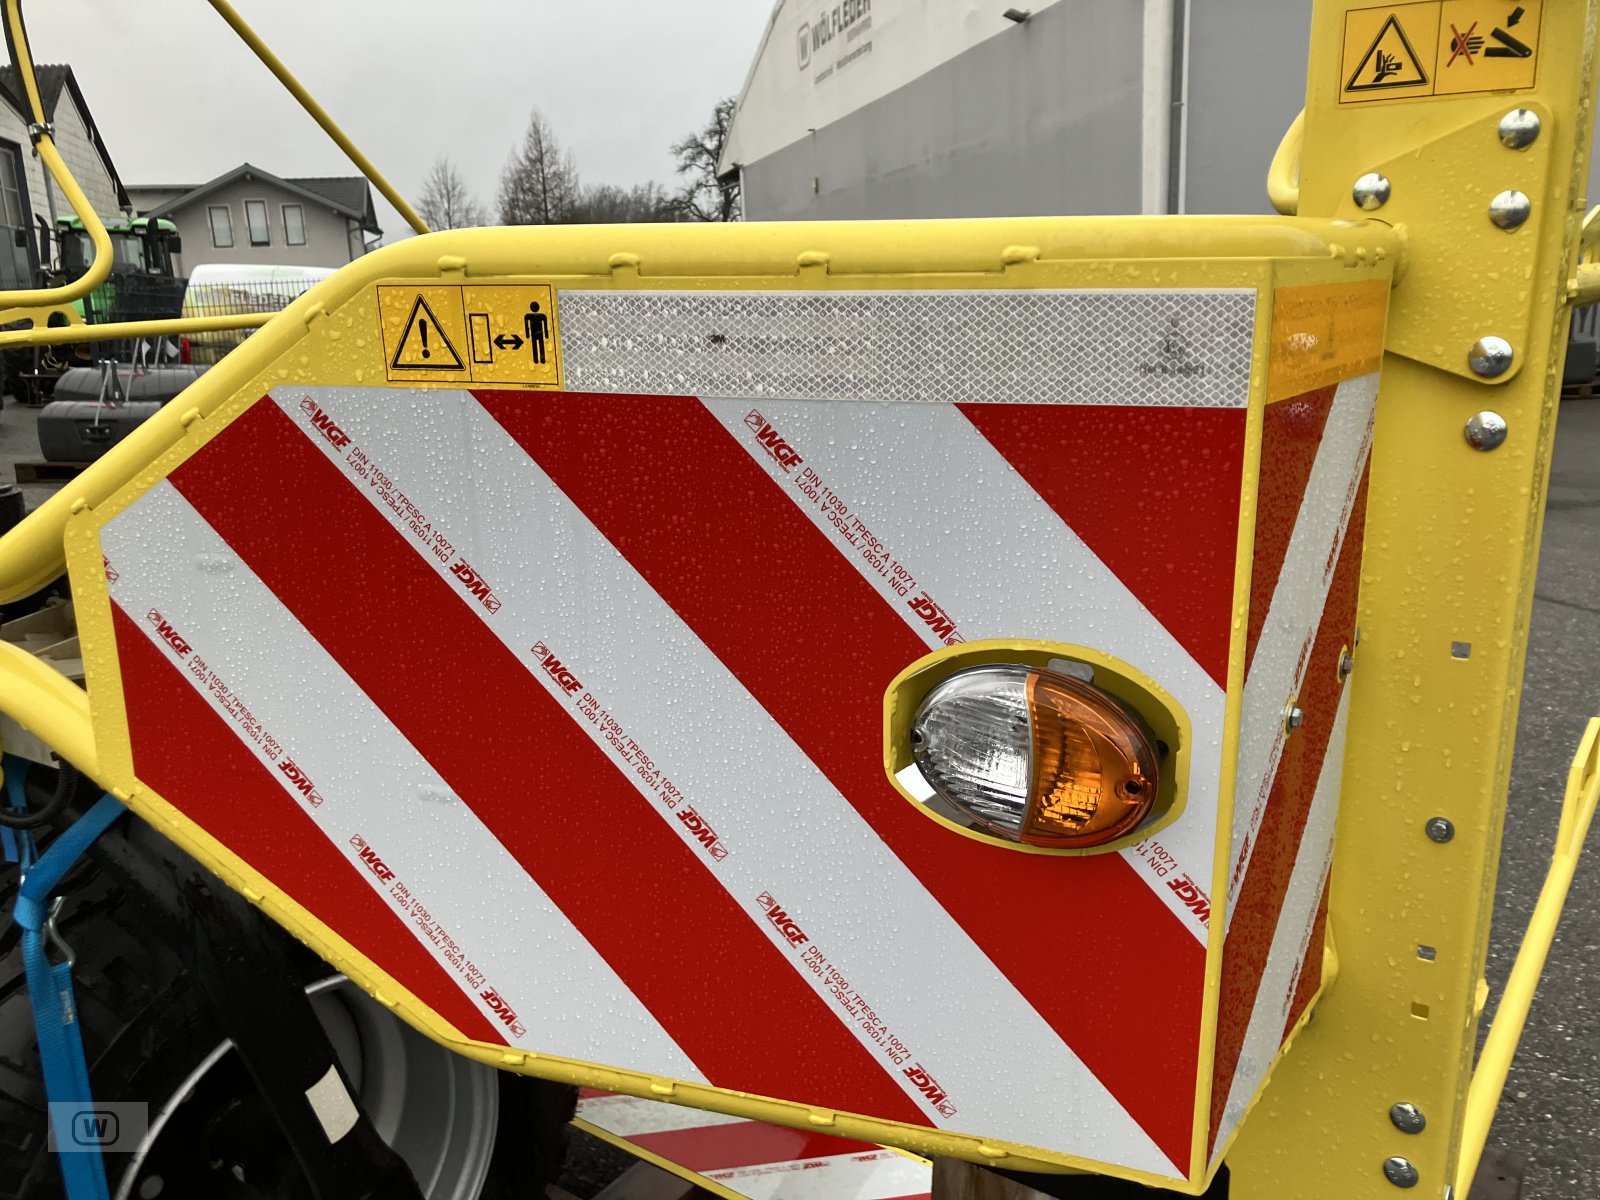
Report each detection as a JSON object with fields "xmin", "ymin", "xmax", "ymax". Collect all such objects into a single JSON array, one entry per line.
[
  {"xmin": 1455, "ymin": 717, "xmax": 1600, "ymax": 1198},
  {"xmin": 1266, "ymin": 110, "xmax": 1303, "ymax": 217},
  {"xmin": 0, "ymin": 0, "xmax": 112, "ymax": 309},
  {"xmin": 0, "ymin": 640, "xmax": 98, "ymax": 778},
  {"xmin": 0, "ymin": 311, "xmax": 270, "ymax": 349},
  {"xmin": 205, "ymin": 0, "xmax": 431, "ymax": 238}
]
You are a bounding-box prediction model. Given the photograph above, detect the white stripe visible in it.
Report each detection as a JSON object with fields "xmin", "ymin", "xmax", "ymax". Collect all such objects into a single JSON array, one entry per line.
[
  {"xmin": 706, "ymin": 1149, "xmax": 931, "ymax": 1200},
  {"xmin": 1212, "ymin": 685, "xmax": 1351, "ymax": 1161},
  {"xmin": 282, "ymin": 386, "xmax": 1178, "ymax": 1177},
  {"xmin": 575, "ymin": 1094, "xmax": 749, "ymax": 1138},
  {"xmin": 102, "ymin": 482, "xmax": 702, "ymax": 1081},
  {"xmin": 1225, "ymin": 374, "xmax": 1377, "ymax": 920},
  {"xmin": 304, "ymin": 1065, "xmax": 359, "ymax": 1143},
  {"xmin": 702, "ymin": 397, "xmax": 1225, "ymax": 942}
]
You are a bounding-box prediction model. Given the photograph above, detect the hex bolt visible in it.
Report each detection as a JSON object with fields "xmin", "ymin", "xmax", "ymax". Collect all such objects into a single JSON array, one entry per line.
[
  {"xmin": 1498, "ymin": 108, "xmax": 1541, "ymax": 149},
  {"xmin": 1425, "ymin": 817, "xmax": 1455, "ymax": 844},
  {"xmin": 1464, "ymin": 410, "xmax": 1509, "ymax": 451},
  {"xmin": 1488, "ymin": 189, "xmax": 1532, "ymax": 230},
  {"xmin": 1468, "ymin": 337, "xmax": 1514, "ymax": 378},
  {"xmin": 1338, "ymin": 647, "xmax": 1355, "ymax": 682},
  {"xmin": 1384, "ymin": 1156, "xmax": 1421, "ymax": 1188},
  {"xmin": 1284, "ymin": 702, "xmax": 1305, "ymax": 734},
  {"xmin": 1352, "ymin": 172, "xmax": 1392, "ymax": 211},
  {"xmin": 1390, "ymin": 1102, "xmax": 1427, "ymax": 1134}
]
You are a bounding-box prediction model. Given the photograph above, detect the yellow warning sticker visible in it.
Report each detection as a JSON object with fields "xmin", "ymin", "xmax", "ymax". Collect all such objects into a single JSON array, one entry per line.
[
  {"xmin": 1267, "ymin": 280, "xmax": 1390, "ymax": 404},
  {"xmin": 377, "ymin": 284, "xmax": 561, "ymax": 389},
  {"xmin": 1340, "ymin": 1, "xmax": 1540, "ymax": 103}
]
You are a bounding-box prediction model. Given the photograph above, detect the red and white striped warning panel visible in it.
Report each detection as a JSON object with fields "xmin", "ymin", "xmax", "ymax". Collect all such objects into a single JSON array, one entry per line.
[
  {"xmin": 81, "ymin": 282, "xmax": 1385, "ymax": 1186},
  {"xmin": 574, "ymin": 1090, "xmax": 931, "ymax": 1200}
]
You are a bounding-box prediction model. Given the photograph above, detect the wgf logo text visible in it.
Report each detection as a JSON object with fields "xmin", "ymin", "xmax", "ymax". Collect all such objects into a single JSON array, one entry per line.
[
  {"xmin": 479, "ymin": 987, "xmax": 527, "ymax": 1039},
  {"xmin": 744, "ymin": 410, "xmax": 804, "ymax": 473},
  {"xmin": 530, "ymin": 642, "xmax": 583, "ymax": 695},
  {"xmin": 675, "ymin": 807, "xmax": 729, "ymax": 861},
  {"xmin": 1168, "ymin": 874, "xmax": 1211, "ymax": 926},
  {"xmin": 145, "ymin": 609, "xmax": 192, "ymax": 658},
  {"xmin": 903, "ymin": 1063, "xmax": 958, "ymax": 1117},
  {"xmin": 347, "ymin": 834, "xmax": 396, "ymax": 884},
  {"xmin": 450, "ymin": 559, "xmax": 501, "ymax": 614},
  {"xmin": 755, "ymin": 891, "xmax": 808, "ymax": 947},
  {"xmin": 299, "ymin": 397, "xmax": 353, "ymax": 451},
  {"xmin": 277, "ymin": 758, "xmax": 324, "ymax": 807},
  {"xmin": 907, "ymin": 593, "xmax": 962, "ymax": 645}
]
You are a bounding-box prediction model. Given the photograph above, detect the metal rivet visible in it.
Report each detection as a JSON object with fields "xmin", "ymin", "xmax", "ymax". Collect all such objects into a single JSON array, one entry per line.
[
  {"xmin": 1338, "ymin": 647, "xmax": 1355, "ymax": 682},
  {"xmin": 1425, "ymin": 817, "xmax": 1455, "ymax": 843},
  {"xmin": 1488, "ymin": 189, "xmax": 1532, "ymax": 230},
  {"xmin": 1390, "ymin": 1102, "xmax": 1427, "ymax": 1134},
  {"xmin": 1284, "ymin": 702, "xmax": 1305, "ymax": 733},
  {"xmin": 1384, "ymin": 1156, "xmax": 1420, "ymax": 1188},
  {"xmin": 1498, "ymin": 108, "xmax": 1541, "ymax": 149},
  {"xmin": 1352, "ymin": 172, "xmax": 1391, "ymax": 211},
  {"xmin": 1464, "ymin": 410, "xmax": 1509, "ymax": 451},
  {"xmin": 1468, "ymin": 337, "xmax": 1514, "ymax": 378}
]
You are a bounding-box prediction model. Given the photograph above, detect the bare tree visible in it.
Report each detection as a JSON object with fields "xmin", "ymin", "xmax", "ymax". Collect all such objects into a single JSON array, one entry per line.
[
  {"xmin": 568, "ymin": 181, "xmax": 673, "ymax": 224},
  {"xmin": 498, "ymin": 108, "xmax": 580, "ymax": 225},
  {"xmin": 416, "ymin": 156, "xmax": 486, "ymax": 230},
  {"xmin": 667, "ymin": 97, "xmax": 740, "ymax": 222}
]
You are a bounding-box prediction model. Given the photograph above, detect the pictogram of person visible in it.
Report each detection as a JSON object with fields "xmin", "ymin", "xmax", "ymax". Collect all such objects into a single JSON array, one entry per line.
[{"xmin": 524, "ymin": 302, "xmax": 549, "ymax": 365}]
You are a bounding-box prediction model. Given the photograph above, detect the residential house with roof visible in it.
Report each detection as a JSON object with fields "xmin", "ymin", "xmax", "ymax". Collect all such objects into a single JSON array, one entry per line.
[
  {"xmin": 0, "ymin": 63, "xmax": 127, "ymax": 291},
  {"xmin": 127, "ymin": 164, "xmax": 382, "ymax": 270}
]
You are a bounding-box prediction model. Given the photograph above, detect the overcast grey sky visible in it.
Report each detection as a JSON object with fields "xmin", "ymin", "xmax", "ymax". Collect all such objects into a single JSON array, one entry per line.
[{"xmin": 24, "ymin": 0, "xmax": 772, "ymax": 241}]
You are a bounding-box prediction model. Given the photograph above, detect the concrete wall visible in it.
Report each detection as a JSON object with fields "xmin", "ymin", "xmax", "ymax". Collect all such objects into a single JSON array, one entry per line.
[
  {"xmin": 742, "ymin": 0, "xmax": 1145, "ymax": 221},
  {"xmin": 169, "ymin": 173, "xmax": 363, "ymax": 270}
]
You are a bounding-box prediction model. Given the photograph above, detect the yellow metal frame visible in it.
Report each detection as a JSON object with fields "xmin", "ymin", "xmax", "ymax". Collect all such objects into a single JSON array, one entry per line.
[{"xmin": 0, "ymin": 1, "xmax": 1590, "ymax": 1195}]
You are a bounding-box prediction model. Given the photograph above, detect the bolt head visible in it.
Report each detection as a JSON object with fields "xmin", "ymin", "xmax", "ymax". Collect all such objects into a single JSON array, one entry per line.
[
  {"xmin": 1390, "ymin": 1102, "xmax": 1427, "ymax": 1133},
  {"xmin": 1488, "ymin": 189, "xmax": 1532, "ymax": 231},
  {"xmin": 1498, "ymin": 108, "xmax": 1541, "ymax": 149},
  {"xmin": 1468, "ymin": 337, "xmax": 1514, "ymax": 378},
  {"xmin": 1384, "ymin": 1156, "xmax": 1420, "ymax": 1188},
  {"xmin": 1425, "ymin": 816, "xmax": 1456, "ymax": 844},
  {"xmin": 1284, "ymin": 703, "xmax": 1305, "ymax": 732},
  {"xmin": 1352, "ymin": 172, "xmax": 1391, "ymax": 212},
  {"xmin": 1338, "ymin": 649, "xmax": 1355, "ymax": 682},
  {"xmin": 1464, "ymin": 410, "xmax": 1509, "ymax": 451}
]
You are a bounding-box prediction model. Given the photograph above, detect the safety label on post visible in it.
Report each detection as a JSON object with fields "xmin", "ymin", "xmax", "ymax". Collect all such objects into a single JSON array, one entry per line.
[
  {"xmin": 1340, "ymin": 1, "xmax": 1541, "ymax": 103},
  {"xmin": 377, "ymin": 284, "xmax": 562, "ymax": 389}
]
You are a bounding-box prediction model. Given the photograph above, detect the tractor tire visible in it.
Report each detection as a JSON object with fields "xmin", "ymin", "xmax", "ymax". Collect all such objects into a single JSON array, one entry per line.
[{"xmin": 0, "ymin": 773, "xmax": 574, "ymax": 1199}]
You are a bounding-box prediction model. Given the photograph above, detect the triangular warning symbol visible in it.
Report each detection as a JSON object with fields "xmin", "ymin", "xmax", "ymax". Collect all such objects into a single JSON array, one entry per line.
[
  {"xmin": 1345, "ymin": 13, "xmax": 1430, "ymax": 92},
  {"xmin": 390, "ymin": 295, "xmax": 464, "ymax": 371}
]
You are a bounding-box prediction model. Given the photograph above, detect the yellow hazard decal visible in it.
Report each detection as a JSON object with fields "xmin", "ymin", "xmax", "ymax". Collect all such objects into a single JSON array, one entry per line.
[
  {"xmin": 378, "ymin": 283, "xmax": 562, "ymax": 389},
  {"xmin": 1341, "ymin": 1, "xmax": 1540, "ymax": 103}
]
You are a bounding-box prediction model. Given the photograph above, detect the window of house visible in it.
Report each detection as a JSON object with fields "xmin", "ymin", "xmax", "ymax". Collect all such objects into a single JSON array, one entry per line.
[
  {"xmin": 245, "ymin": 199, "xmax": 270, "ymax": 246},
  {"xmin": 208, "ymin": 204, "xmax": 234, "ymax": 248},
  {"xmin": 0, "ymin": 149, "xmax": 24, "ymax": 229},
  {"xmin": 282, "ymin": 203, "xmax": 306, "ymax": 246}
]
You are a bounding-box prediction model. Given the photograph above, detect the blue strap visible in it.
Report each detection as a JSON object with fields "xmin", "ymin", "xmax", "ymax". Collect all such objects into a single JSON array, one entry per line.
[
  {"xmin": 14, "ymin": 794, "xmax": 125, "ymax": 1200},
  {"xmin": 1, "ymin": 753, "xmax": 35, "ymax": 867}
]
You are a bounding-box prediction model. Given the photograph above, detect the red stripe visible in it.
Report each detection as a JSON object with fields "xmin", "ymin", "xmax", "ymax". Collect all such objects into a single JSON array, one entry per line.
[
  {"xmin": 164, "ymin": 397, "xmax": 928, "ymax": 1126},
  {"xmin": 958, "ymin": 403, "xmax": 1247, "ymax": 689},
  {"xmin": 1207, "ymin": 466, "xmax": 1368, "ymax": 1153},
  {"xmin": 112, "ymin": 603, "xmax": 507, "ymax": 1047},
  {"xmin": 1281, "ymin": 879, "xmax": 1331, "ymax": 1044},
  {"xmin": 1244, "ymin": 389, "xmax": 1336, "ymax": 674},
  {"xmin": 477, "ymin": 389, "xmax": 1204, "ymax": 1170},
  {"xmin": 626, "ymin": 1123, "xmax": 881, "ymax": 1173}
]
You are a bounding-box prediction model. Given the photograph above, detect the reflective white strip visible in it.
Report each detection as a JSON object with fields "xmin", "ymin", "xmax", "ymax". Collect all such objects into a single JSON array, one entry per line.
[
  {"xmin": 1212, "ymin": 685, "xmax": 1351, "ymax": 1162},
  {"xmin": 103, "ymin": 482, "xmax": 702, "ymax": 1080},
  {"xmin": 576, "ymin": 1094, "xmax": 750, "ymax": 1138},
  {"xmin": 1226, "ymin": 374, "xmax": 1377, "ymax": 920},
  {"xmin": 305, "ymin": 1065, "xmax": 359, "ymax": 1143},
  {"xmin": 282, "ymin": 386, "xmax": 1177, "ymax": 1176},
  {"xmin": 700, "ymin": 397, "xmax": 1225, "ymax": 942},
  {"xmin": 706, "ymin": 1149, "xmax": 931, "ymax": 1200}
]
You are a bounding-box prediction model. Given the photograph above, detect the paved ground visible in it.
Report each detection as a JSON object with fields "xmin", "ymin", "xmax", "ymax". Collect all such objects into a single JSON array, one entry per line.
[{"xmin": 1, "ymin": 396, "xmax": 1595, "ymax": 1197}]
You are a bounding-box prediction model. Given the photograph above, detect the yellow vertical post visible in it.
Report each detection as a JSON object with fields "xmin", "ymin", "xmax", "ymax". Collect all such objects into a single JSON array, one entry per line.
[{"xmin": 1227, "ymin": 3, "xmax": 1598, "ymax": 1198}]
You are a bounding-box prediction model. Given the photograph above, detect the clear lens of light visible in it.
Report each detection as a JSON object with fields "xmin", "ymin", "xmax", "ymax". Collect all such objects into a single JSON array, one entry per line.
[{"xmin": 910, "ymin": 663, "xmax": 1160, "ymax": 848}]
